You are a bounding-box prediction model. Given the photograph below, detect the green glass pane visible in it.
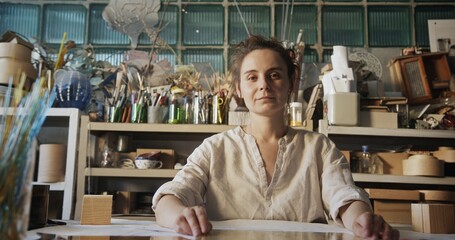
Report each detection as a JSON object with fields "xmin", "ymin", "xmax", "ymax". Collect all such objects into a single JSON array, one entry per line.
[
  {"xmin": 415, "ymin": 0, "xmax": 454, "ymax": 2},
  {"xmin": 43, "ymin": 4, "xmax": 87, "ymax": 45},
  {"xmin": 322, "ymin": 6, "xmax": 364, "ymax": 46},
  {"xmin": 182, "ymin": 5, "xmax": 224, "ymax": 45},
  {"xmin": 323, "ymin": 0, "xmax": 362, "ymax": 2},
  {"xmin": 368, "ymin": 6, "xmax": 411, "ymax": 47},
  {"xmin": 415, "ymin": 6, "xmax": 455, "ymax": 47},
  {"xmin": 368, "ymin": 0, "xmax": 409, "ymax": 1},
  {"xmin": 0, "ymin": 3, "xmax": 40, "ymax": 41},
  {"xmin": 182, "ymin": 49, "xmax": 224, "ymax": 73},
  {"xmin": 274, "ymin": 0, "xmax": 317, "ymax": 2},
  {"xmin": 229, "ymin": 6, "xmax": 270, "ymax": 45},
  {"xmin": 139, "ymin": 4, "xmax": 179, "ymax": 46},
  {"xmin": 275, "ymin": 5, "xmax": 317, "ymax": 45},
  {"xmin": 302, "ymin": 48, "xmax": 318, "ymax": 63},
  {"xmin": 89, "ymin": 4, "xmax": 129, "ymax": 45},
  {"xmin": 322, "ymin": 49, "xmax": 333, "ymax": 63},
  {"xmin": 229, "ymin": 0, "xmax": 268, "ymax": 2}
]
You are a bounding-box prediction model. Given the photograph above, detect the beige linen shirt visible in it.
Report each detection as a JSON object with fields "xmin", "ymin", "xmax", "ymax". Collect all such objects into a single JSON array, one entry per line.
[{"xmin": 152, "ymin": 126, "xmax": 371, "ymax": 225}]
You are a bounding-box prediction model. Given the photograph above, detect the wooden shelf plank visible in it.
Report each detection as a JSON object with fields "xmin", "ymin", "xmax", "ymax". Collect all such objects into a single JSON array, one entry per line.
[
  {"xmin": 87, "ymin": 122, "xmax": 235, "ymax": 133},
  {"xmin": 325, "ymin": 126, "xmax": 455, "ymax": 139},
  {"xmin": 85, "ymin": 168, "xmax": 179, "ymax": 178},
  {"xmin": 353, "ymin": 173, "xmax": 455, "ymax": 186}
]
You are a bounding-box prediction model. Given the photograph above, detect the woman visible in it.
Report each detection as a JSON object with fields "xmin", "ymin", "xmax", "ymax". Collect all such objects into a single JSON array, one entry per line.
[{"xmin": 152, "ymin": 35, "xmax": 399, "ymax": 239}]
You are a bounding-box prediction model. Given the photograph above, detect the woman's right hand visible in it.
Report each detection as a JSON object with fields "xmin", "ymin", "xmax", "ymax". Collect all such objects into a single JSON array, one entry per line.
[
  {"xmin": 173, "ymin": 205, "xmax": 212, "ymax": 236},
  {"xmin": 155, "ymin": 195, "xmax": 212, "ymax": 237}
]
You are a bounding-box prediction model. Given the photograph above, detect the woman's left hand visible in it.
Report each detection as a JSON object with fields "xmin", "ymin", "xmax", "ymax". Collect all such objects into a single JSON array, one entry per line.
[{"xmin": 352, "ymin": 212, "xmax": 399, "ymax": 240}]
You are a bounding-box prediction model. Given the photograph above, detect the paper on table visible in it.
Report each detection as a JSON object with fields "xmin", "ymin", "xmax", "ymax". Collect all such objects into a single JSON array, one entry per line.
[
  {"xmin": 26, "ymin": 219, "xmax": 455, "ymax": 240},
  {"xmin": 27, "ymin": 220, "xmax": 194, "ymax": 239},
  {"xmin": 212, "ymin": 219, "xmax": 352, "ymax": 234}
]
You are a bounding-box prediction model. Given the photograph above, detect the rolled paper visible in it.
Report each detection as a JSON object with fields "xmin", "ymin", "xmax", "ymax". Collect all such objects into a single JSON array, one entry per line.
[{"xmin": 37, "ymin": 144, "xmax": 66, "ymax": 183}]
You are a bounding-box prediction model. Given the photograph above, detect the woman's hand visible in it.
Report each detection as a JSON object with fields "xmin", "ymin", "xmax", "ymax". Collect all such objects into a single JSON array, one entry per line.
[
  {"xmin": 173, "ymin": 205, "xmax": 212, "ymax": 236},
  {"xmin": 352, "ymin": 212, "xmax": 399, "ymax": 240}
]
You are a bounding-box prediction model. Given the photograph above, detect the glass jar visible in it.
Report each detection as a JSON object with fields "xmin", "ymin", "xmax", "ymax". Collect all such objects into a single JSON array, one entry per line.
[{"xmin": 289, "ymin": 102, "xmax": 303, "ymax": 127}]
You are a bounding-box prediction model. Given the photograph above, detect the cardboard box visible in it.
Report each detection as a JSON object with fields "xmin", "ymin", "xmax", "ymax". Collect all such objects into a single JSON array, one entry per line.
[
  {"xmin": 376, "ymin": 152, "xmax": 409, "ymax": 175},
  {"xmin": 374, "ymin": 200, "xmax": 413, "ymax": 224},
  {"xmin": 137, "ymin": 148, "xmax": 176, "ymax": 169},
  {"xmin": 327, "ymin": 92, "xmax": 359, "ymax": 126},
  {"xmin": 365, "ymin": 188, "xmax": 420, "ymax": 201},
  {"xmin": 359, "ymin": 111, "xmax": 398, "ymax": 129},
  {"xmin": 412, "ymin": 203, "xmax": 455, "ymax": 234}
]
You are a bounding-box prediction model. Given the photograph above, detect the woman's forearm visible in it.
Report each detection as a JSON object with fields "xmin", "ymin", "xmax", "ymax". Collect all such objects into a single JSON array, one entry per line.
[
  {"xmin": 154, "ymin": 195, "xmax": 186, "ymax": 228},
  {"xmin": 339, "ymin": 200, "xmax": 372, "ymax": 230}
]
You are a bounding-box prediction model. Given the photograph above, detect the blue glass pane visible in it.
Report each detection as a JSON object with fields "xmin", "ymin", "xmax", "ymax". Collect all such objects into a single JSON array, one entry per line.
[
  {"xmin": 323, "ymin": 0, "xmax": 362, "ymax": 2},
  {"xmin": 182, "ymin": 5, "xmax": 224, "ymax": 45},
  {"xmin": 322, "ymin": 6, "xmax": 364, "ymax": 46},
  {"xmin": 43, "ymin": 4, "xmax": 87, "ymax": 45},
  {"xmin": 368, "ymin": 6, "xmax": 411, "ymax": 47},
  {"xmin": 415, "ymin": 6, "xmax": 455, "ymax": 47},
  {"xmin": 89, "ymin": 4, "xmax": 129, "ymax": 45},
  {"xmin": 94, "ymin": 48, "xmax": 128, "ymax": 66},
  {"xmin": 229, "ymin": 6, "xmax": 270, "ymax": 45},
  {"xmin": 182, "ymin": 49, "xmax": 224, "ymax": 73},
  {"xmin": 275, "ymin": 5, "xmax": 317, "ymax": 45},
  {"xmin": 138, "ymin": 5, "xmax": 178, "ymax": 46},
  {"xmin": 0, "ymin": 3, "xmax": 40, "ymax": 41},
  {"xmin": 154, "ymin": 49, "xmax": 177, "ymax": 67}
]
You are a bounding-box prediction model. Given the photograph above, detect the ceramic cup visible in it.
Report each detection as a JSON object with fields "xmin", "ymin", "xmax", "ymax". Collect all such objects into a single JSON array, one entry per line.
[{"xmin": 134, "ymin": 159, "xmax": 163, "ymax": 169}]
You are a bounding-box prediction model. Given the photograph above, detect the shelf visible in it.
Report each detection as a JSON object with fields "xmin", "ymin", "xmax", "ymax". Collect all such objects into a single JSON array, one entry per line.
[
  {"xmin": 33, "ymin": 181, "xmax": 65, "ymax": 191},
  {"xmin": 85, "ymin": 168, "xmax": 179, "ymax": 178},
  {"xmin": 84, "ymin": 169, "xmax": 455, "ymax": 187},
  {"xmin": 323, "ymin": 125, "xmax": 455, "ymax": 139},
  {"xmin": 353, "ymin": 173, "xmax": 455, "ymax": 186},
  {"xmin": 87, "ymin": 122, "xmax": 235, "ymax": 133}
]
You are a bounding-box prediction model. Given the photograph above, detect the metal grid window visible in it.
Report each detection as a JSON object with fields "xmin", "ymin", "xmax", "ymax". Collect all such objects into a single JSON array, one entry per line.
[{"xmin": 1, "ymin": 0, "xmax": 454, "ymax": 73}]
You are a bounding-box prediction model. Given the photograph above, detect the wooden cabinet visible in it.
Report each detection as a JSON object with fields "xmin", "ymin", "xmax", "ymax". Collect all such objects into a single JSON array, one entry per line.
[
  {"xmin": 319, "ymin": 120, "xmax": 455, "ymax": 191},
  {"xmin": 36, "ymin": 108, "xmax": 81, "ymax": 220},
  {"xmin": 74, "ymin": 115, "xmax": 234, "ymax": 220},
  {"xmin": 74, "ymin": 116, "xmax": 455, "ymax": 220}
]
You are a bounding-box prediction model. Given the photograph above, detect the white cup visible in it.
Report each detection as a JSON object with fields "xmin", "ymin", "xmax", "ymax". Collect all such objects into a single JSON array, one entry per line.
[{"xmin": 135, "ymin": 159, "xmax": 163, "ymax": 169}]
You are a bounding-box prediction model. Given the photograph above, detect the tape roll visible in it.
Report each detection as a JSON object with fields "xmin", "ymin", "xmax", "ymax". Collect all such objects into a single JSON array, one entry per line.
[
  {"xmin": 403, "ymin": 154, "xmax": 444, "ymax": 177},
  {"xmin": 37, "ymin": 144, "xmax": 66, "ymax": 183},
  {"xmin": 433, "ymin": 150, "xmax": 455, "ymax": 163}
]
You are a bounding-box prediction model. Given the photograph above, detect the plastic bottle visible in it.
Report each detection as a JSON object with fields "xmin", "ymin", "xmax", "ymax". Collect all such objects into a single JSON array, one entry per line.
[
  {"xmin": 360, "ymin": 145, "xmax": 372, "ymax": 173},
  {"xmin": 289, "ymin": 102, "xmax": 303, "ymax": 127}
]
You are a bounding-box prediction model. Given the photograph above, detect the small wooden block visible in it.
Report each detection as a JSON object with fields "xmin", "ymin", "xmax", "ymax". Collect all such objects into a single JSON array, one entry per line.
[
  {"xmin": 80, "ymin": 195, "xmax": 113, "ymax": 225},
  {"xmin": 412, "ymin": 203, "xmax": 455, "ymax": 234}
]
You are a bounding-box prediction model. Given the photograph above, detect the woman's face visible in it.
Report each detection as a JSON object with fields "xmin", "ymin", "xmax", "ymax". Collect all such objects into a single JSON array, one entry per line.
[{"xmin": 236, "ymin": 49, "xmax": 291, "ymax": 117}]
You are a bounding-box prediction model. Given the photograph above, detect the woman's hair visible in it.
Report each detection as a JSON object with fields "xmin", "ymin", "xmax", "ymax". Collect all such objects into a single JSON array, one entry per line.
[{"xmin": 229, "ymin": 35, "xmax": 298, "ymax": 90}]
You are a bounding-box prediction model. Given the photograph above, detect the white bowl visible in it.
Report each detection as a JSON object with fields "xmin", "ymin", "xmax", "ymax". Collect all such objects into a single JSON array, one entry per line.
[{"xmin": 134, "ymin": 159, "xmax": 163, "ymax": 169}]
